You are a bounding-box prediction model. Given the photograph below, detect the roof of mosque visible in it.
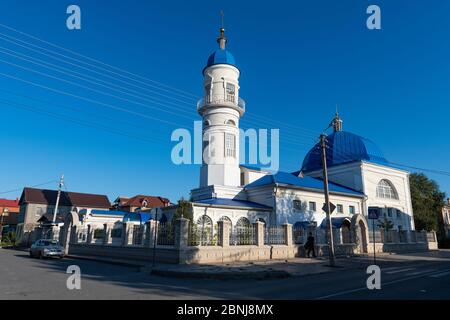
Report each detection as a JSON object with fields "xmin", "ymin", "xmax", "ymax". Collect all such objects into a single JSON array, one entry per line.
[
  {"xmin": 245, "ymin": 171, "xmax": 364, "ymax": 197},
  {"xmin": 301, "ymin": 131, "xmax": 389, "ymax": 173}
]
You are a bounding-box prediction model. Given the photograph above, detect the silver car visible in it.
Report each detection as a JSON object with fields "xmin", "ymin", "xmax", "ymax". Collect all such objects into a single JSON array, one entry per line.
[{"xmin": 30, "ymin": 239, "xmax": 64, "ymax": 259}]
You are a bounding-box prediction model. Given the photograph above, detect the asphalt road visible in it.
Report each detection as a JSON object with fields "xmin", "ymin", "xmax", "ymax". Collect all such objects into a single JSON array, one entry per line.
[{"xmin": 1, "ymin": 248, "xmax": 450, "ymax": 300}]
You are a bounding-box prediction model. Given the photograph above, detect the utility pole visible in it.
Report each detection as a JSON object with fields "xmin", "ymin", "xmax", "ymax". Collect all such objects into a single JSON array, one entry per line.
[
  {"xmin": 52, "ymin": 174, "xmax": 64, "ymax": 225},
  {"xmin": 152, "ymin": 207, "xmax": 159, "ymax": 268},
  {"xmin": 320, "ymin": 134, "xmax": 336, "ymax": 267}
]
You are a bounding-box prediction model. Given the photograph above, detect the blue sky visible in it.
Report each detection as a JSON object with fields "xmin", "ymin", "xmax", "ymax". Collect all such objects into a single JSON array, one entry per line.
[{"xmin": 0, "ymin": 0, "xmax": 449, "ymax": 203}]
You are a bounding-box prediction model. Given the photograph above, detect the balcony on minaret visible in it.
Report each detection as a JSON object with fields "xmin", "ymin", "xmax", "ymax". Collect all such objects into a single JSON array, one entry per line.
[{"xmin": 197, "ymin": 94, "xmax": 246, "ymax": 115}]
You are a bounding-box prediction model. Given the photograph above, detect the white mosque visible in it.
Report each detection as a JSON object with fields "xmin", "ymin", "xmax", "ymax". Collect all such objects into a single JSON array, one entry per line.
[{"xmin": 164, "ymin": 26, "xmax": 416, "ymax": 236}]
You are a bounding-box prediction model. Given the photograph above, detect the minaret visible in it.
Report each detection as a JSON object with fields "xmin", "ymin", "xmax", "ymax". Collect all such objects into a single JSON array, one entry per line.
[{"xmin": 198, "ymin": 24, "xmax": 244, "ymax": 188}]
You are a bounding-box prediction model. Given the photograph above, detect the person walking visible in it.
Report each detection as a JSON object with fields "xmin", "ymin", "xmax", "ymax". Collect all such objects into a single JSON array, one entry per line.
[{"xmin": 305, "ymin": 232, "xmax": 317, "ymax": 258}]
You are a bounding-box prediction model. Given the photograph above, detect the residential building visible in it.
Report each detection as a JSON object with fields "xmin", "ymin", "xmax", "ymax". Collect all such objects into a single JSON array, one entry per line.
[
  {"xmin": 0, "ymin": 198, "xmax": 20, "ymax": 228},
  {"xmin": 112, "ymin": 195, "xmax": 170, "ymax": 212},
  {"xmin": 16, "ymin": 187, "xmax": 111, "ymax": 243}
]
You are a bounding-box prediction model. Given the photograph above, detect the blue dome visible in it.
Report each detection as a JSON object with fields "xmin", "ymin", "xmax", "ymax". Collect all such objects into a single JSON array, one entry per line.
[
  {"xmin": 301, "ymin": 131, "xmax": 388, "ymax": 172},
  {"xmin": 204, "ymin": 49, "xmax": 237, "ymax": 72}
]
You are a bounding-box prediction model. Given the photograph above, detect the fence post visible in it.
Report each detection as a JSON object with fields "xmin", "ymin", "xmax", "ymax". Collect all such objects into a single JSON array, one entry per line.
[
  {"xmin": 144, "ymin": 220, "xmax": 156, "ymax": 247},
  {"xmin": 255, "ymin": 221, "xmax": 265, "ymax": 246},
  {"xmin": 121, "ymin": 222, "xmax": 134, "ymax": 246},
  {"xmin": 103, "ymin": 223, "xmax": 113, "ymax": 245},
  {"xmin": 282, "ymin": 223, "xmax": 293, "ymax": 246},
  {"xmin": 86, "ymin": 225, "xmax": 94, "ymax": 244},
  {"xmin": 218, "ymin": 220, "xmax": 230, "ymax": 247},
  {"xmin": 70, "ymin": 225, "xmax": 79, "ymax": 244},
  {"xmin": 175, "ymin": 218, "xmax": 189, "ymax": 249},
  {"xmin": 431, "ymin": 230, "xmax": 437, "ymax": 243}
]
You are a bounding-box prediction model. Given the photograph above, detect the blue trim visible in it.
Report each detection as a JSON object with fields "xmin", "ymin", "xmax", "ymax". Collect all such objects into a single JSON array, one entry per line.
[
  {"xmin": 320, "ymin": 217, "xmax": 352, "ymax": 229},
  {"xmin": 82, "ymin": 209, "xmax": 127, "ymax": 216},
  {"xmin": 123, "ymin": 212, "xmax": 153, "ymax": 224},
  {"xmin": 194, "ymin": 198, "xmax": 272, "ymax": 209}
]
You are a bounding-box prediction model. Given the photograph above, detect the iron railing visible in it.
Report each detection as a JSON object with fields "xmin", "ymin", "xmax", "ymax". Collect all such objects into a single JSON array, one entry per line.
[
  {"xmin": 197, "ymin": 94, "xmax": 246, "ymax": 113},
  {"xmin": 264, "ymin": 226, "xmax": 286, "ymax": 245},
  {"xmin": 132, "ymin": 225, "xmax": 144, "ymax": 245},
  {"xmin": 157, "ymin": 222, "xmax": 175, "ymax": 246},
  {"xmin": 230, "ymin": 225, "xmax": 257, "ymax": 245},
  {"xmin": 188, "ymin": 223, "xmax": 217, "ymax": 246}
]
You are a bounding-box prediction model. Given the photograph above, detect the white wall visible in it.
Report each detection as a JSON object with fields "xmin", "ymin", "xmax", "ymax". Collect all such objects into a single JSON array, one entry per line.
[
  {"xmin": 361, "ymin": 162, "xmax": 414, "ymax": 230},
  {"xmin": 274, "ymin": 188, "xmax": 363, "ymax": 226},
  {"xmin": 192, "ymin": 205, "xmax": 271, "ymax": 227}
]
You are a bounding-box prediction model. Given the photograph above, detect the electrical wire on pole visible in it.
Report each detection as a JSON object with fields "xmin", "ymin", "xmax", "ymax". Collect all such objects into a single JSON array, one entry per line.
[
  {"xmin": 52, "ymin": 175, "xmax": 64, "ymax": 225},
  {"xmin": 320, "ymin": 134, "xmax": 336, "ymax": 267}
]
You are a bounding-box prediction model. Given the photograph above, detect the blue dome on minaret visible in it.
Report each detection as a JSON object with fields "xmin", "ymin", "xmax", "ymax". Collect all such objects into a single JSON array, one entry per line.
[
  {"xmin": 205, "ymin": 49, "xmax": 236, "ymax": 69},
  {"xmin": 203, "ymin": 26, "xmax": 238, "ymax": 73}
]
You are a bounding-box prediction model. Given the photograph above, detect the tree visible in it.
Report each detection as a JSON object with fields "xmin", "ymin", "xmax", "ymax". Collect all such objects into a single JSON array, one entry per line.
[
  {"xmin": 409, "ymin": 173, "xmax": 446, "ymax": 233},
  {"xmin": 172, "ymin": 197, "xmax": 193, "ymax": 222},
  {"xmin": 378, "ymin": 217, "xmax": 394, "ymax": 231}
]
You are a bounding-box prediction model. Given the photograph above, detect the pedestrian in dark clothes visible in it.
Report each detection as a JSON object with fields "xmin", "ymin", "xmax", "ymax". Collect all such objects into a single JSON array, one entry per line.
[{"xmin": 304, "ymin": 232, "xmax": 317, "ymax": 258}]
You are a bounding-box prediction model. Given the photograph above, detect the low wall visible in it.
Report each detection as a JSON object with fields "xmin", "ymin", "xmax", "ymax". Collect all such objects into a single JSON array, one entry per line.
[
  {"xmin": 181, "ymin": 245, "xmax": 297, "ymax": 264},
  {"xmin": 69, "ymin": 243, "xmax": 179, "ymax": 264},
  {"xmin": 69, "ymin": 243, "xmax": 298, "ymax": 265}
]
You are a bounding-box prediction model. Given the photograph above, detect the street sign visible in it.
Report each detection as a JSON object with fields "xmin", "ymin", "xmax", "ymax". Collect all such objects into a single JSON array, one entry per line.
[
  {"xmin": 368, "ymin": 207, "xmax": 380, "ymax": 220},
  {"xmin": 322, "ymin": 202, "xmax": 336, "ymax": 214}
]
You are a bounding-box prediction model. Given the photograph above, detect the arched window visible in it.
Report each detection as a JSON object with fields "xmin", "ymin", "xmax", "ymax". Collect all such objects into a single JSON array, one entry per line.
[
  {"xmin": 219, "ymin": 216, "xmax": 232, "ymax": 227},
  {"xmin": 235, "ymin": 217, "xmax": 251, "ymax": 231},
  {"xmin": 196, "ymin": 215, "xmax": 213, "ymax": 227},
  {"xmin": 225, "ymin": 119, "xmax": 236, "ymax": 126},
  {"xmin": 196, "ymin": 215, "xmax": 213, "ymax": 245},
  {"xmin": 376, "ymin": 179, "xmax": 399, "ymax": 200}
]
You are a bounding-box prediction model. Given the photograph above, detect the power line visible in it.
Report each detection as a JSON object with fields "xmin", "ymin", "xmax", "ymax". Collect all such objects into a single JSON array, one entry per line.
[
  {"xmin": 0, "ymin": 44, "xmax": 196, "ymax": 111},
  {"xmin": 0, "ymin": 24, "xmax": 199, "ymax": 101},
  {"xmin": 0, "ymin": 26, "xmax": 324, "ymax": 140},
  {"xmin": 0, "ymin": 180, "xmax": 58, "ymax": 195}
]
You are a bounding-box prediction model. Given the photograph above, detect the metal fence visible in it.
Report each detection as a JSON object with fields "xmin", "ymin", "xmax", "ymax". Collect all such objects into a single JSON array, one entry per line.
[
  {"xmin": 111, "ymin": 228, "xmax": 122, "ymax": 239},
  {"xmin": 77, "ymin": 227, "xmax": 88, "ymax": 243},
  {"xmin": 292, "ymin": 226, "xmax": 305, "ymax": 244},
  {"xmin": 188, "ymin": 223, "xmax": 217, "ymax": 246},
  {"xmin": 230, "ymin": 225, "xmax": 257, "ymax": 246},
  {"xmin": 265, "ymin": 226, "xmax": 286, "ymax": 245},
  {"xmin": 157, "ymin": 222, "xmax": 175, "ymax": 246},
  {"xmin": 133, "ymin": 225, "xmax": 144, "ymax": 245}
]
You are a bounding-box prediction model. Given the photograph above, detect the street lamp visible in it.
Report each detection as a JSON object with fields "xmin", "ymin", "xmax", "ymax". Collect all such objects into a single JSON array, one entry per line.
[{"xmin": 0, "ymin": 207, "xmax": 9, "ymax": 243}]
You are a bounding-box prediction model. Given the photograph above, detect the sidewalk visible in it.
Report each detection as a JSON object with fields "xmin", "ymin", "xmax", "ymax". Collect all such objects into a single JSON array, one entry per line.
[
  {"xmin": 66, "ymin": 251, "xmax": 442, "ymax": 280},
  {"xmin": 148, "ymin": 255, "xmax": 378, "ymax": 280}
]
